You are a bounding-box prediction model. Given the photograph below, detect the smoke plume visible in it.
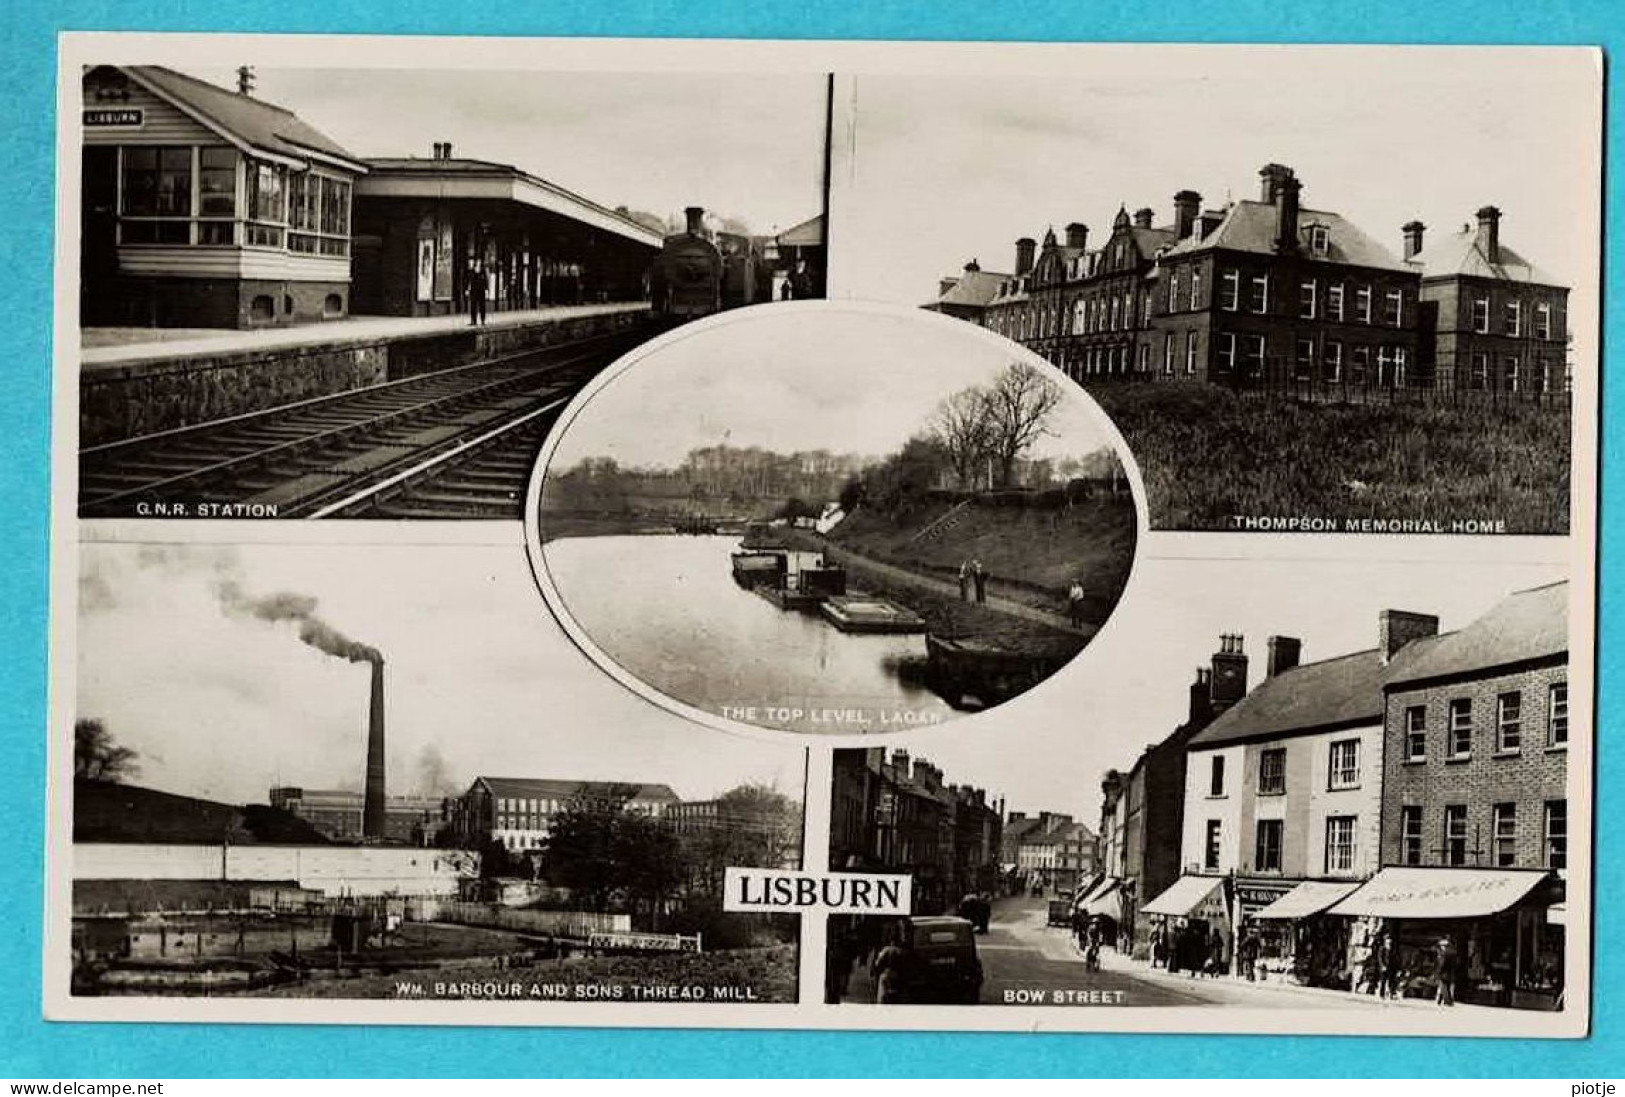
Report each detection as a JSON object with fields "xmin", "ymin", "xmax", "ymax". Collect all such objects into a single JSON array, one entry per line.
[{"xmin": 214, "ymin": 579, "xmax": 382, "ymax": 665}]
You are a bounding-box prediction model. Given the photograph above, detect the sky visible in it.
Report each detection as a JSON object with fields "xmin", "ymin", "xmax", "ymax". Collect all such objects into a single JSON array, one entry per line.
[
  {"xmin": 544, "ymin": 307, "xmax": 1117, "ymax": 471},
  {"xmin": 891, "ymin": 544, "xmax": 1568, "ymax": 825},
  {"xmin": 190, "ymin": 66, "xmax": 828, "ymax": 236},
  {"xmin": 76, "ymin": 539, "xmax": 806, "ymax": 807},
  {"xmin": 830, "ymin": 47, "xmax": 1600, "ymax": 372}
]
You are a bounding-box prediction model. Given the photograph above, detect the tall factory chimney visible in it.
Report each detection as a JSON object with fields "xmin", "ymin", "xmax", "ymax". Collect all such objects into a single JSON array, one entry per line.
[{"xmin": 363, "ymin": 657, "xmax": 387, "ymax": 841}]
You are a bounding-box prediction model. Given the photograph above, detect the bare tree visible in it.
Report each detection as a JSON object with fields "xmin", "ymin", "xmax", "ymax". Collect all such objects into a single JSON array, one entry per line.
[
  {"xmin": 984, "ymin": 362, "xmax": 1064, "ymax": 488},
  {"xmin": 74, "ymin": 718, "xmax": 140, "ymax": 782},
  {"xmin": 931, "ymin": 386, "xmax": 993, "ymax": 490}
]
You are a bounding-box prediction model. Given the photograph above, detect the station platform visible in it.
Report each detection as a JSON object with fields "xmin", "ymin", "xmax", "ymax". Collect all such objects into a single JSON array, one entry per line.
[{"xmin": 81, "ymin": 302, "xmax": 652, "ymax": 371}]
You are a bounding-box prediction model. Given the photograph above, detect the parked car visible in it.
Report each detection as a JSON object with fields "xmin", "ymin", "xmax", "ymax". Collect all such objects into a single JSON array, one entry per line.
[{"xmin": 903, "ymin": 915, "xmax": 984, "ymax": 1004}]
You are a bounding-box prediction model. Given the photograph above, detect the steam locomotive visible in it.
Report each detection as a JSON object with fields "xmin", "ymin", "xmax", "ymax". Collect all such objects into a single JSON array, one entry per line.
[{"xmin": 650, "ymin": 206, "xmax": 770, "ymax": 321}]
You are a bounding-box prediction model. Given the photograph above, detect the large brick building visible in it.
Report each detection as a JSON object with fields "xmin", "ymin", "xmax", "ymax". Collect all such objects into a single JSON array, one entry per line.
[{"xmin": 933, "ymin": 162, "xmax": 1568, "ymax": 398}]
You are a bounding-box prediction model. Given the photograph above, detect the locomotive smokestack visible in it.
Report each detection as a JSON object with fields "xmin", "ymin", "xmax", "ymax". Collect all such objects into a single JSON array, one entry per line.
[
  {"xmin": 363, "ymin": 656, "xmax": 386, "ymax": 841},
  {"xmin": 684, "ymin": 206, "xmax": 705, "ymax": 236}
]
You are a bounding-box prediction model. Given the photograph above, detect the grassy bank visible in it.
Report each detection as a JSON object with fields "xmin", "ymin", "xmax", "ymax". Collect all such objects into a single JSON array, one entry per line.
[{"xmin": 1089, "ymin": 384, "xmax": 1571, "ymax": 533}]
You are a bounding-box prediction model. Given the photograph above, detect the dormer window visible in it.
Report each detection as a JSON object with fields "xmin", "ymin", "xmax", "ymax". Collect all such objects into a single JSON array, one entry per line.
[{"xmin": 1308, "ymin": 224, "xmax": 1330, "ymax": 256}]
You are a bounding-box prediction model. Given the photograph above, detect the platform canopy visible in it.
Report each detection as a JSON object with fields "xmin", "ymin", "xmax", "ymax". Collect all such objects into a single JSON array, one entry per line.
[
  {"xmin": 1326, "ymin": 867, "xmax": 1562, "ymax": 920},
  {"xmin": 1141, "ymin": 874, "xmax": 1225, "ymax": 918},
  {"xmin": 1249, "ymin": 880, "xmax": 1360, "ymax": 921}
]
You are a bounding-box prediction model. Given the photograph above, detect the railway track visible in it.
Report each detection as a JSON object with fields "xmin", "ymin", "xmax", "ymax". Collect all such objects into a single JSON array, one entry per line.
[{"xmin": 79, "ymin": 330, "xmax": 643, "ymax": 520}]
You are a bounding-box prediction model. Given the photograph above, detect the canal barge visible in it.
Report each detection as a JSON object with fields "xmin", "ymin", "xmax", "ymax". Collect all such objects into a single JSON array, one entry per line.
[
  {"xmin": 819, "ymin": 595, "xmax": 927, "ymax": 634},
  {"xmin": 731, "ymin": 547, "xmax": 848, "ymax": 609}
]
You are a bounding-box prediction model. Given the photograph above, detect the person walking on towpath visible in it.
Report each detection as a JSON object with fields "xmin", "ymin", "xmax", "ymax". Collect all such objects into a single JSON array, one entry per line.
[
  {"xmin": 1067, "ymin": 578, "xmax": 1087, "ymax": 629},
  {"xmin": 971, "ymin": 559, "xmax": 988, "ymax": 604},
  {"xmin": 958, "ymin": 560, "xmax": 972, "ymax": 601}
]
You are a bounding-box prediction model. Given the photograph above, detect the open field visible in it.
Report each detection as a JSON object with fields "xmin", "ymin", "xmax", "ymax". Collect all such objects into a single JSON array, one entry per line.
[{"xmin": 1089, "ymin": 383, "xmax": 1571, "ymax": 533}]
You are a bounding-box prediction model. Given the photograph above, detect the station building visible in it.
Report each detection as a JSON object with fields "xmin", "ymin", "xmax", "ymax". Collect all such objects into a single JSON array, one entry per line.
[
  {"xmin": 80, "ymin": 65, "xmax": 369, "ymax": 329},
  {"xmin": 350, "ymin": 146, "xmax": 663, "ymax": 318}
]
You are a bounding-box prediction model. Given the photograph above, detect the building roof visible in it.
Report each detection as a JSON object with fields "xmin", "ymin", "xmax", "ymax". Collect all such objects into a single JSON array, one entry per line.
[
  {"xmin": 933, "ymin": 266, "xmax": 1011, "ymax": 310},
  {"xmin": 1384, "ymin": 582, "xmax": 1568, "ymax": 689},
  {"xmin": 1187, "ymin": 635, "xmax": 1450, "ymax": 749},
  {"xmin": 1162, "ymin": 199, "xmax": 1411, "ymax": 272},
  {"xmin": 475, "ymin": 777, "xmax": 681, "ymax": 804},
  {"xmin": 124, "ymin": 66, "xmax": 365, "ymax": 172},
  {"xmin": 1411, "ymin": 223, "xmax": 1565, "ymax": 287},
  {"xmin": 775, "ymin": 213, "xmax": 824, "ymax": 248},
  {"xmin": 360, "ymin": 157, "xmax": 662, "ymax": 247}
]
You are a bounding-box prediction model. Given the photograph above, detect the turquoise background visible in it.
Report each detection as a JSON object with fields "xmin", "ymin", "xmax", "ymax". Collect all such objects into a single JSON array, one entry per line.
[{"xmin": 1, "ymin": 0, "xmax": 1616, "ymax": 1078}]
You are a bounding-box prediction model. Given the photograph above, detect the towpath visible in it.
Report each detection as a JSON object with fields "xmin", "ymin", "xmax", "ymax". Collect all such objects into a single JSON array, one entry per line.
[{"xmin": 794, "ymin": 532, "xmax": 1097, "ymax": 641}]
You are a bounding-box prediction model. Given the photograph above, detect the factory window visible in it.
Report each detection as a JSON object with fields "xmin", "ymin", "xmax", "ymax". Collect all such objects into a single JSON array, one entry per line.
[
  {"xmin": 1535, "ymin": 302, "xmax": 1553, "ymax": 340},
  {"xmin": 1324, "ymin": 341, "xmax": 1343, "ymax": 383},
  {"xmin": 1309, "ymin": 224, "xmax": 1330, "ymax": 255},
  {"xmin": 1248, "ymin": 274, "xmax": 1269, "ymax": 314},
  {"xmin": 1328, "ymin": 739, "xmax": 1360, "ymax": 790},
  {"xmin": 1185, "ymin": 332, "xmax": 1199, "ymax": 374},
  {"xmin": 1254, "ymin": 819, "xmax": 1283, "ymax": 873},
  {"xmin": 1472, "ymin": 297, "xmax": 1490, "ymax": 333},
  {"xmin": 198, "ymin": 147, "xmax": 237, "ymax": 217},
  {"xmin": 1189, "ymin": 268, "xmax": 1202, "ymax": 310},
  {"xmin": 1204, "ymin": 820, "xmax": 1222, "ymax": 871},
  {"xmin": 1383, "ymin": 288, "xmax": 1403, "ymax": 326},
  {"xmin": 1294, "ymin": 338, "xmax": 1315, "ymax": 381},
  {"xmin": 1505, "ymin": 355, "xmax": 1521, "ymax": 393},
  {"xmin": 1444, "ymin": 805, "xmax": 1469, "ymax": 866},
  {"xmin": 1400, "ymin": 806, "xmax": 1424, "ymax": 866},
  {"xmin": 1168, "ymin": 270, "xmax": 1180, "ymax": 313},
  {"xmin": 1544, "ymin": 800, "xmax": 1567, "ymax": 869},
  {"xmin": 122, "ymin": 146, "xmax": 192, "ymax": 217},
  {"xmin": 1072, "ymin": 299, "xmax": 1086, "ymax": 334},
  {"xmin": 1493, "ymin": 803, "xmax": 1518, "ymax": 867},
  {"xmin": 1257, "ymin": 748, "xmax": 1286, "ymax": 795},
  {"xmin": 1548, "ymin": 682, "xmax": 1569, "ymax": 747},
  {"xmin": 1448, "ymin": 699, "xmax": 1473, "ymax": 758},
  {"xmin": 1377, "ymin": 345, "xmax": 1406, "ymax": 388},
  {"xmin": 1470, "ymin": 353, "xmax": 1490, "ymax": 390},
  {"xmin": 1505, "ymin": 299, "xmax": 1523, "ymax": 336},
  {"xmin": 1405, "ymin": 705, "xmax": 1427, "ymax": 761},
  {"xmin": 1137, "ymin": 343, "xmax": 1150, "ymax": 372},
  {"xmin": 1163, "ymin": 334, "xmax": 1174, "ymax": 376},
  {"xmin": 1324, "ymin": 816, "xmax": 1356, "ymax": 874},
  {"xmin": 1220, "ymin": 269, "xmax": 1240, "ymax": 311},
  {"xmin": 1109, "ymin": 295, "xmax": 1121, "ymax": 331},
  {"xmin": 1244, "ymin": 335, "xmax": 1266, "ymax": 379},
  {"xmin": 1299, "ymin": 279, "xmax": 1317, "ymax": 319},
  {"xmin": 1350, "ymin": 345, "xmax": 1370, "ymax": 385},
  {"xmin": 1356, "ymin": 286, "xmax": 1373, "ymax": 324},
  {"xmin": 1216, "ymin": 332, "xmax": 1237, "ymax": 373},
  {"xmin": 1327, "ymin": 283, "xmax": 1345, "ymax": 321},
  {"xmin": 1142, "ymin": 293, "xmax": 1153, "ymax": 326},
  {"xmin": 1496, "ymin": 691, "xmax": 1523, "ymax": 753}
]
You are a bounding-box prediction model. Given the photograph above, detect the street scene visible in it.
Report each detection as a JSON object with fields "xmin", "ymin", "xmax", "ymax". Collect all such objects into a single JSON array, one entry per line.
[
  {"xmin": 534, "ymin": 307, "xmax": 1137, "ymax": 734},
  {"xmin": 71, "ymin": 541, "xmax": 805, "ymax": 1001},
  {"xmin": 76, "ymin": 62, "xmax": 828, "ymax": 518}
]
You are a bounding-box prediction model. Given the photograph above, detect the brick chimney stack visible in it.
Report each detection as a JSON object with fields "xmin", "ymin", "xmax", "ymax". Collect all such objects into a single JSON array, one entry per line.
[
  {"xmin": 1267, "ymin": 636, "xmax": 1303, "ymax": 678},
  {"xmin": 1476, "ymin": 206, "xmax": 1502, "ymax": 263},
  {"xmin": 1188, "ymin": 667, "xmax": 1215, "ymax": 726},
  {"xmin": 1174, "ymin": 190, "xmax": 1202, "ymax": 240},
  {"xmin": 1380, "ymin": 609, "xmax": 1440, "ymax": 664},
  {"xmin": 1133, "ymin": 207, "xmax": 1155, "ymax": 229},
  {"xmin": 1209, "ymin": 634, "xmax": 1249, "ymax": 712},
  {"xmin": 684, "ymin": 206, "xmax": 706, "ymax": 236},
  {"xmin": 1275, "ymin": 172, "xmax": 1302, "ymax": 253},
  {"xmin": 1402, "ymin": 220, "xmax": 1426, "ymax": 260},
  {"xmin": 1065, "ymin": 222, "xmax": 1088, "ymax": 250},
  {"xmin": 1015, "ymin": 237, "xmax": 1036, "ymax": 276}
]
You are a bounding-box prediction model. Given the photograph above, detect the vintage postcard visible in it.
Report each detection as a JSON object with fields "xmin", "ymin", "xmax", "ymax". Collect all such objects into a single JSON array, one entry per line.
[{"xmin": 45, "ymin": 33, "xmax": 1598, "ymax": 1037}]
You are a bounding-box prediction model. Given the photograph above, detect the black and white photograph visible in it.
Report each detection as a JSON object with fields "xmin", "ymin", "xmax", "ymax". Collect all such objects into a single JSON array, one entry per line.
[
  {"xmin": 74, "ymin": 59, "xmax": 829, "ymax": 519},
  {"xmin": 836, "ymin": 49, "xmax": 1598, "ymax": 533},
  {"xmin": 823, "ymin": 551, "xmax": 1579, "ymax": 1021},
  {"xmin": 68, "ymin": 539, "xmax": 806, "ymax": 1003},
  {"xmin": 530, "ymin": 304, "xmax": 1140, "ymax": 737}
]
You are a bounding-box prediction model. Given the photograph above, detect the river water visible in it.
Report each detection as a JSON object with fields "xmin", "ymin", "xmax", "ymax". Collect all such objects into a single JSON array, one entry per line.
[{"xmin": 541, "ymin": 534, "xmax": 956, "ymax": 735}]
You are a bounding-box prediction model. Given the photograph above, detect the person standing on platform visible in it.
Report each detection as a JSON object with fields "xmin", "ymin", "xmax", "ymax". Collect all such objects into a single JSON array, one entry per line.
[{"xmin": 468, "ymin": 263, "xmax": 488, "ymax": 326}]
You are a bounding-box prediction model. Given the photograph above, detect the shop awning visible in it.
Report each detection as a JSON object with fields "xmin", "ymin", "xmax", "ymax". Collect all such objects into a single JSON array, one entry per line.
[
  {"xmin": 1326, "ymin": 867, "xmax": 1562, "ymax": 920},
  {"xmin": 1250, "ymin": 879, "xmax": 1360, "ymax": 921},
  {"xmin": 1071, "ymin": 874, "xmax": 1108, "ymax": 908},
  {"xmin": 1081, "ymin": 879, "xmax": 1123, "ymax": 918},
  {"xmin": 1142, "ymin": 874, "xmax": 1225, "ymax": 917}
]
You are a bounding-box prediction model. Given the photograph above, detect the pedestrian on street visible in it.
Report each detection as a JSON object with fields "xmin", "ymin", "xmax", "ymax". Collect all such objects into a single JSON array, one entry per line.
[
  {"xmin": 1238, "ymin": 927, "xmax": 1260, "ymax": 982},
  {"xmin": 871, "ymin": 921, "xmax": 915, "ymax": 1004},
  {"xmin": 1434, "ymin": 935, "xmax": 1459, "ymax": 1007},
  {"xmin": 467, "ymin": 263, "xmax": 488, "ymax": 326},
  {"xmin": 1067, "ymin": 577, "xmax": 1087, "ymax": 629},
  {"xmin": 972, "ymin": 559, "xmax": 988, "ymax": 604},
  {"xmin": 958, "ymin": 560, "xmax": 971, "ymax": 601}
]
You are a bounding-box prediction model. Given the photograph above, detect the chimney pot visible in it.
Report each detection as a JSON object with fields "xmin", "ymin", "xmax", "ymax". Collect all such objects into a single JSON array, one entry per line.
[
  {"xmin": 964, "ymin": 258, "xmax": 981, "ymax": 272},
  {"xmin": 1402, "ymin": 220, "xmax": 1427, "ymax": 260},
  {"xmin": 1380, "ymin": 609, "xmax": 1440, "ymax": 664}
]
